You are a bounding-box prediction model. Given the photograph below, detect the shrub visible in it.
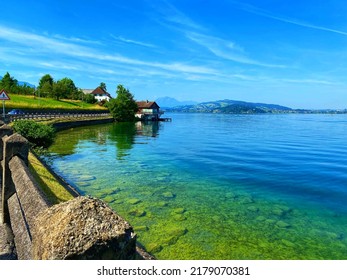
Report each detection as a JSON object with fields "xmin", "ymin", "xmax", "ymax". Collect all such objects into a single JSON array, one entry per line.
[
  {"xmin": 12, "ymin": 120, "xmax": 55, "ymax": 148},
  {"xmin": 84, "ymin": 94, "xmax": 96, "ymax": 104}
]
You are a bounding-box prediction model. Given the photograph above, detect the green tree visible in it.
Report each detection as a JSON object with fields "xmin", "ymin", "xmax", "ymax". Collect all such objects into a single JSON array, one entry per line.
[
  {"xmin": 84, "ymin": 93, "xmax": 96, "ymax": 104},
  {"xmin": 99, "ymin": 82, "xmax": 107, "ymax": 92},
  {"xmin": 107, "ymin": 84, "xmax": 138, "ymax": 122},
  {"xmin": 52, "ymin": 77, "xmax": 78, "ymax": 100},
  {"xmin": 37, "ymin": 74, "xmax": 54, "ymax": 97},
  {"xmin": 0, "ymin": 72, "xmax": 18, "ymax": 93}
]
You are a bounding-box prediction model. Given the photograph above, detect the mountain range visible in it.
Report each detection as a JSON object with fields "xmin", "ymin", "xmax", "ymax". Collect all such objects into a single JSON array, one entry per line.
[
  {"xmin": 155, "ymin": 96, "xmax": 198, "ymax": 108},
  {"xmin": 157, "ymin": 97, "xmax": 347, "ymax": 114}
]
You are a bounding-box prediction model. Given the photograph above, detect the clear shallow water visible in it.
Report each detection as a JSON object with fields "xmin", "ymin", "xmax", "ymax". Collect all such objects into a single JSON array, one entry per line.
[{"xmin": 44, "ymin": 113, "xmax": 347, "ymax": 259}]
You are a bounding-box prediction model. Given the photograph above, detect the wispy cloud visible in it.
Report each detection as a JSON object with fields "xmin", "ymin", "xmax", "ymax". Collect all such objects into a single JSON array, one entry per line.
[
  {"xmin": 186, "ymin": 32, "xmax": 285, "ymax": 68},
  {"xmin": 152, "ymin": 0, "xmax": 205, "ymax": 31},
  {"xmin": 110, "ymin": 35, "xmax": 157, "ymax": 48},
  {"xmin": 0, "ymin": 25, "xmax": 217, "ymax": 78},
  {"xmin": 150, "ymin": 2, "xmax": 286, "ymax": 68},
  {"xmin": 52, "ymin": 34, "xmax": 102, "ymax": 45},
  {"xmin": 279, "ymin": 78, "xmax": 337, "ymax": 85},
  {"xmin": 234, "ymin": 1, "xmax": 347, "ymax": 36}
]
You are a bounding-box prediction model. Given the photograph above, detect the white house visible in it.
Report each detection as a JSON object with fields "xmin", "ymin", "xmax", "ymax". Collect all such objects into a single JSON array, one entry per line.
[{"xmin": 82, "ymin": 87, "xmax": 112, "ymax": 102}]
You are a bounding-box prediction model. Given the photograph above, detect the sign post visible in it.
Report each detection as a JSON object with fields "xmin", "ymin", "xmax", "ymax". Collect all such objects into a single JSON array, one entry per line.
[{"xmin": 0, "ymin": 89, "xmax": 11, "ymax": 120}]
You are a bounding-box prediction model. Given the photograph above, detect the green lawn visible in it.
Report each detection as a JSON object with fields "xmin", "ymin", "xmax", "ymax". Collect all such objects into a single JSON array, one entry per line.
[
  {"xmin": 6, "ymin": 94, "xmax": 108, "ymax": 111},
  {"xmin": 28, "ymin": 152, "xmax": 74, "ymax": 204}
]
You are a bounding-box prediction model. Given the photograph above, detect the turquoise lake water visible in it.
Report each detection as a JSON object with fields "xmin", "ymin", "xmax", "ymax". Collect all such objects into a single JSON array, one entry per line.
[{"xmin": 44, "ymin": 113, "xmax": 347, "ymax": 259}]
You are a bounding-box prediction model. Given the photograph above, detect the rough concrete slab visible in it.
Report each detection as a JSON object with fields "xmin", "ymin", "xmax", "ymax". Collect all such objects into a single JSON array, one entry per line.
[{"xmin": 0, "ymin": 222, "xmax": 16, "ymax": 260}]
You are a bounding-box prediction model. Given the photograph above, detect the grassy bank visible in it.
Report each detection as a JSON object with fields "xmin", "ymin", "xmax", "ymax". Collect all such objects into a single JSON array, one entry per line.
[
  {"xmin": 28, "ymin": 152, "xmax": 75, "ymax": 204},
  {"xmin": 6, "ymin": 94, "xmax": 108, "ymax": 111}
]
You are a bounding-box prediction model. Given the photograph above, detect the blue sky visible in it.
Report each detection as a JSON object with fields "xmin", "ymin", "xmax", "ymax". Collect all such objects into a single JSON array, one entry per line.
[{"xmin": 1, "ymin": 0, "xmax": 347, "ymax": 108}]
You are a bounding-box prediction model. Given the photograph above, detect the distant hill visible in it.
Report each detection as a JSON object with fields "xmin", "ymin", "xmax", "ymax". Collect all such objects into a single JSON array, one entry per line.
[
  {"xmin": 156, "ymin": 96, "xmax": 198, "ymax": 108},
  {"xmin": 165, "ymin": 99, "xmax": 294, "ymax": 114},
  {"xmin": 18, "ymin": 81, "xmax": 36, "ymax": 88}
]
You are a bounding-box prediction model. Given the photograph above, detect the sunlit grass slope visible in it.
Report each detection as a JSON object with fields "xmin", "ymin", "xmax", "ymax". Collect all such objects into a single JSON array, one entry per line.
[
  {"xmin": 28, "ymin": 152, "xmax": 74, "ymax": 204},
  {"xmin": 6, "ymin": 94, "xmax": 108, "ymax": 111}
]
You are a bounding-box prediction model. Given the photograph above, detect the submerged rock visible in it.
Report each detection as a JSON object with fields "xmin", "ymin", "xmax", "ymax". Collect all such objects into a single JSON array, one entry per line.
[
  {"xmin": 134, "ymin": 225, "xmax": 149, "ymax": 232},
  {"xmin": 173, "ymin": 214, "xmax": 186, "ymax": 221},
  {"xmin": 162, "ymin": 192, "xmax": 175, "ymax": 199},
  {"xmin": 172, "ymin": 208, "xmax": 186, "ymax": 214},
  {"xmin": 77, "ymin": 175, "xmax": 96, "ymax": 182},
  {"xmin": 255, "ymin": 216, "xmax": 266, "ymax": 221},
  {"xmin": 272, "ymin": 208, "xmax": 285, "ymax": 216},
  {"xmin": 282, "ymin": 239, "xmax": 295, "ymax": 247},
  {"xmin": 163, "ymin": 228, "xmax": 188, "ymax": 246},
  {"xmin": 247, "ymin": 206, "xmax": 259, "ymax": 212},
  {"xmin": 156, "ymin": 202, "xmax": 169, "ymax": 208},
  {"xmin": 276, "ymin": 221, "xmax": 291, "ymax": 229},
  {"xmin": 146, "ymin": 243, "xmax": 163, "ymax": 254},
  {"xmin": 127, "ymin": 198, "xmax": 142, "ymax": 205},
  {"xmin": 265, "ymin": 219, "xmax": 276, "ymax": 225},
  {"xmin": 129, "ymin": 209, "xmax": 146, "ymax": 217},
  {"xmin": 169, "ymin": 228, "xmax": 188, "ymax": 237},
  {"xmin": 272, "ymin": 205, "xmax": 292, "ymax": 217},
  {"xmin": 225, "ymin": 192, "xmax": 237, "ymax": 199},
  {"xmin": 76, "ymin": 181, "xmax": 91, "ymax": 187},
  {"xmin": 237, "ymin": 195, "xmax": 254, "ymax": 204},
  {"xmin": 103, "ymin": 197, "xmax": 115, "ymax": 204},
  {"xmin": 98, "ymin": 188, "xmax": 121, "ymax": 198}
]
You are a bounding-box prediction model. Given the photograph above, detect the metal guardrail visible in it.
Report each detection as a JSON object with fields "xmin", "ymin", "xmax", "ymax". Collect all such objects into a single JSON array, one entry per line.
[{"xmin": 7, "ymin": 112, "xmax": 112, "ymax": 122}]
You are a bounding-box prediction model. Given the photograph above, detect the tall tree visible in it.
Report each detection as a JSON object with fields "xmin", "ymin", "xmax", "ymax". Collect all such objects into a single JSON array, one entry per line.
[
  {"xmin": 107, "ymin": 84, "xmax": 138, "ymax": 122},
  {"xmin": 37, "ymin": 74, "xmax": 54, "ymax": 97},
  {"xmin": 0, "ymin": 72, "xmax": 18, "ymax": 93},
  {"xmin": 99, "ymin": 82, "xmax": 107, "ymax": 92},
  {"xmin": 53, "ymin": 77, "xmax": 78, "ymax": 100}
]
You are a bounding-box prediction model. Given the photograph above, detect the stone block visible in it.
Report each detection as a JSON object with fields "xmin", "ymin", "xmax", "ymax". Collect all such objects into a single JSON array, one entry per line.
[
  {"xmin": 32, "ymin": 196, "xmax": 137, "ymax": 260},
  {"xmin": 9, "ymin": 156, "xmax": 49, "ymax": 227},
  {"xmin": 0, "ymin": 124, "xmax": 13, "ymax": 160}
]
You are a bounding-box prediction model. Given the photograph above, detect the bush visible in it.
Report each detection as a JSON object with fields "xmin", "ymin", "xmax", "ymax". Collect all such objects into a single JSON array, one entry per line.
[
  {"xmin": 12, "ymin": 120, "xmax": 55, "ymax": 148},
  {"xmin": 84, "ymin": 94, "xmax": 96, "ymax": 104}
]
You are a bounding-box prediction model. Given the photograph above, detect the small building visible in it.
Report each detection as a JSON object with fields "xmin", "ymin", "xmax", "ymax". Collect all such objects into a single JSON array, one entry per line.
[
  {"xmin": 136, "ymin": 100, "xmax": 163, "ymax": 121},
  {"xmin": 82, "ymin": 87, "xmax": 112, "ymax": 102}
]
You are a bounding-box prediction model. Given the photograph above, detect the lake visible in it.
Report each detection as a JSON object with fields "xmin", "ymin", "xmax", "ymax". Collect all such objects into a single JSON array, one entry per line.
[{"xmin": 44, "ymin": 113, "xmax": 347, "ymax": 259}]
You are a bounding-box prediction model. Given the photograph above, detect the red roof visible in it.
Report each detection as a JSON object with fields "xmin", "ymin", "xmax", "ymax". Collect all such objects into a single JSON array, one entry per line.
[
  {"xmin": 91, "ymin": 87, "xmax": 111, "ymax": 97},
  {"xmin": 136, "ymin": 101, "xmax": 160, "ymax": 109}
]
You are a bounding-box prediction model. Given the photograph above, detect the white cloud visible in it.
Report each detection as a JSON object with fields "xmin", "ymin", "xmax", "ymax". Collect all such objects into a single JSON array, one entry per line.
[
  {"xmin": 0, "ymin": 25, "xmax": 217, "ymax": 77},
  {"xmin": 110, "ymin": 35, "xmax": 157, "ymax": 48},
  {"xmin": 235, "ymin": 2, "xmax": 347, "ymax": 36},
  {"xmin": 152, "ymin": 0, "xmax": 205, "ymax": 31},
  {"xmin": 186, "ymin": 32, "xmax": 285, "ymax": 68}
]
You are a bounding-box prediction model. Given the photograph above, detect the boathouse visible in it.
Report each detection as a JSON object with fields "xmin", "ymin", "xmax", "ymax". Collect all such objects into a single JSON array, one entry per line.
[{"xmin": 136, "ymin": 101, "xmax": 163, "ymax": 121}]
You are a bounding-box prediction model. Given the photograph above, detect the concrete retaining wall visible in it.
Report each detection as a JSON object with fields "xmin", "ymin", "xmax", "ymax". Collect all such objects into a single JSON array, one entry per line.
[{"xmin": 52, "ymin": 118, "xmax": 114, "ymax": 131}]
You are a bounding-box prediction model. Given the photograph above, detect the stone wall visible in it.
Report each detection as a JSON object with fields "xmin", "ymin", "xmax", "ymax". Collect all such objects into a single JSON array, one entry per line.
[
  {"xmin": 53, "ymin": 118, "xmax": 114, "ymax": 131},
  {"xmin": 0, "ymin": 124, "xmax": 145, "ymax": 260}
]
